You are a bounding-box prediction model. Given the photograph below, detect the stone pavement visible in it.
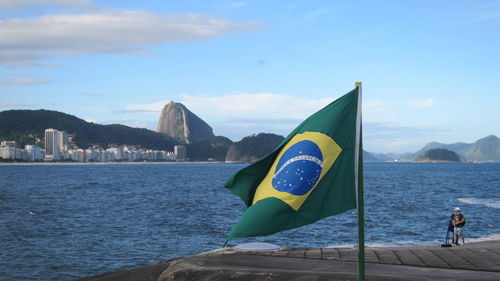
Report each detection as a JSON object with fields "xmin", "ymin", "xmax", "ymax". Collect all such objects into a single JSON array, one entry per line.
[
  {"xmin": 247, "ymin": 240, "xmax": 500, "ymax": 272},
  {"xmin": 74, "ymin": 240, "xmax": 500, "ymax": 281}
]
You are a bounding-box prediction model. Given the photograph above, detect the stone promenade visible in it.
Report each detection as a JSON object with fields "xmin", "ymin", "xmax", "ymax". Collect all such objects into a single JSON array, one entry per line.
[{"xmin": 75, "ymin": 240, "xmax": 500, "ymax": 281}]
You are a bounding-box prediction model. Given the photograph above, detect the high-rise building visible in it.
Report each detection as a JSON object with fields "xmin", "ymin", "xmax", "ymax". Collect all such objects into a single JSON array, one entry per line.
[
  {"xmin": 24, "ymin": 145, "xmax": 42, "ymax": 161},
  {"xmin": 45, "ymin": 128, "xmax": 68, "ymax": 160},
  {"xmin": 174, "ymin": 145, "xmax": 187, "ymax": 161},
  {"xmin": 57, "ymin": 131, "xmax": 68, "ymax": 152}
]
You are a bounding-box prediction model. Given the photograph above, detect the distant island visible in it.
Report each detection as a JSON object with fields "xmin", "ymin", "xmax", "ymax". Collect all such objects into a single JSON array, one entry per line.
[
  {"xmin": 1, "ymin": 103, "xmax": 499, "ymax": 163},
  {"xmin": 368, "ymin": 135, "xmax": 500, "ymax": 163},
  {"xmin": 413, "ymin": 148, "xmax": 461, "ymax": 163}
]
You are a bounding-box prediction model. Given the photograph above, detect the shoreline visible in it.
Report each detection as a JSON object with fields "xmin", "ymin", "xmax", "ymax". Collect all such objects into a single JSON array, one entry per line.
[
  {"xmin": 0, "ymin": 161, "xmax": 240, "ymax": 166},
  {"xmin": 74, "ymin": 239, "xmax": 500, "ymax": 281},
  {"xmin": 1, "ymin": 161, "xmax": 498, "ymax": 166}
]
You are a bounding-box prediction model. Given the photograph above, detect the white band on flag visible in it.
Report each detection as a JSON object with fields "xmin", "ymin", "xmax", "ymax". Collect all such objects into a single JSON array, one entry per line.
[{"xmin": 354, "ymin": 83, "xmax": 362, "ymax": 208}]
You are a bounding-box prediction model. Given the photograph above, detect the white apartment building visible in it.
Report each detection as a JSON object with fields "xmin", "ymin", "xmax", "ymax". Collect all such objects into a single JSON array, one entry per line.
[
  {"xmin": 24, "ymin": 145, "xmax": 42, "ymax": 161},
  {"xmin": 69, "ymin": 149, "xmax": 85, "ymax": 162},
  {"xmin": 0, "ymin": 141, "xmax": 23, "ymax": 160},
  {"xmin": 44, "ymin": 128, "xmax": 68, "ymax": 160},
  {"xmin": 174, "ymin": 145, "xmax": 187, "ymax": 161}
]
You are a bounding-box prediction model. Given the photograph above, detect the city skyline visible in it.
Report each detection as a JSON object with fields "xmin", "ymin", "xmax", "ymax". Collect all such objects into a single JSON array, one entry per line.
[
  {"xmin": 0, "ymin": 128, "xmax": 187, "ymax": 162},
  {"xmin": 1, "ymin": 0, "xmax": 499, "ymax": 153}
]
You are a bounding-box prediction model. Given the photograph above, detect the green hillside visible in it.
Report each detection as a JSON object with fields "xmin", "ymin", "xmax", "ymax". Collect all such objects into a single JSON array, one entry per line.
[
  {"xmin": 413, "ymin": 135, "xmax": 500, "ymax": 162},
  {"xmin": 0, "ymin": 109, "xmax": 177, "ymax": 150},
  {"xmin": 363, "ymin": 150, "xmax": 379, "ymax": 162},
  {"xmin": 225, "ymin": 133, "xmax": 284, "ymax": 162},
  {"xmin": 460, "ymin": 135, "xmax": 500, "ymax": 161},
  {"xmin": 187, "ymin": 136, "xmax": 233, "ymax": 161},
  {"xmin": 414, "ymin": 141, "xmax": 470, "ymax": 157},
  {"xmin": 414, "ymin": 148, "xmax": 461, "ymax": 162}
]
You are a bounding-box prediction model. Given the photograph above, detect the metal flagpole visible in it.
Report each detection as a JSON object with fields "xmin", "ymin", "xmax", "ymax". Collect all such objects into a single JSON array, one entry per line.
[{"xmin": 354, "ymin": 82, "xmax": 365, "ymax": 281}]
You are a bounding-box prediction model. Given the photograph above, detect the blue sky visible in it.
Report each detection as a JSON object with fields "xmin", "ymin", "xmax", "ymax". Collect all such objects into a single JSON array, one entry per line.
[{"xmin": 0, "ymin": 0, "xmax": 499, "ymax": 153}]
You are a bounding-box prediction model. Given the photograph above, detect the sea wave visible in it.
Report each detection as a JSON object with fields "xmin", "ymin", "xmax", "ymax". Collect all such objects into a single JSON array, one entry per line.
[
  {"xmin": 457, "ymin": 197, "xmax": 500, "ymax": 209},
  {"xmin": 326, "ymin": 240, "xmax": 436, "ymax": 248},
  {"xmin": 326, "ymin": 233, "xmax": 500, "ymax": 248},
  {"xmin": 465, "ymin": 233, "xmax": 500, "ymax": 243}
]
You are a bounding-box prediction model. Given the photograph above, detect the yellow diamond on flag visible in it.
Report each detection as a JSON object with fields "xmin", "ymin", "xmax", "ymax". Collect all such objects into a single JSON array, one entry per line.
[{"xmin": 252, "ymin": 131, "xmax": 342, "ymax": 211}]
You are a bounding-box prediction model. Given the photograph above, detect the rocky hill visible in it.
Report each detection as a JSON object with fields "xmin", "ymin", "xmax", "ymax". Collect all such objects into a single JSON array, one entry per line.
[
  {"xmin": 460, "ymin": 135, "xmax": 500, "ymax": 161},
  {"xmin": 414, "ymin": 148, "xmax": 461, "ymax": 162},
  {"xmin": 225, "ymin": 133, "xmax": 284, "ymax": 163},
  {"xmin": 0, "ymin": 109, "xmax": 177, "ymax": 150},
  {"xmin": 414, "ymin": 141, "xmax": 470, "ymax": 156},
  {"xmin": 187, "ymin": 136, "xmax": 233, "ymax": 161},
  {"xmin": 157, "ymin": 102, "xmax": 214, "ymax": 144},
  {"xmin": 413, "ymin": 135, "xmax": 500, "ymax": 162},
  {"xmin": 363, "ymin": 150, "xmax": 379, "ymax": 162}
]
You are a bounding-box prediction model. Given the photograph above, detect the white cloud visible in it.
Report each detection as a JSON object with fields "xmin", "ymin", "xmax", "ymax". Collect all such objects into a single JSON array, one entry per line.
[
  {"xmin": 362, "ymin": 122, "xmax": 449, "ymax": 153},
  {"xmin": 0, "ymin": 77, "xmax": 50, "ymax": 85},
  {"xmin": 0, "ymin": 11, "xmax": 259, "ymax": 66},
  {"xmin": 123, "ymin": 93, "xmax": 336, "ymax": 120},
  {"xmin": 181, "ymin": 93, "xmax": 335, "ymax": 120},
  {"xmin": 462, "ymin": 10, "xmax": 500, "ymax": 24},
  {"xmin": 123, "ymin": 100, "xmax": 170, "ymax": 113},
  {"xmin": 80, "ymin": 93, "xmax": 105, "ymax": 97},
  {"xmin": 304, "ymin": 7, "xmax": 333, "ymax": 21},
  {"xmin": 0, "ymin": 0, "xmax": 95, "ymax": 9},
  {"xmin": 362, "ymin": 100, "xmax": 399, "ymax": 123},
  {"xmin": 231, "ymin": 1, "xmax": 254, "ymax": 7},
  {"xmin": 120, "ymin": 94, "xmax": 449, "ymax": 152},
  {"xmin": 363, "ymin": 100, "xmax": 390, "ymax": 111},
  {"xmin": 409, "ymin": 98, "xmax": 434, "ymax": 109},
  {"xmin": 376, "ymin": 139, "xmax": 413, "ymax": 152},
  {"xmin": 0, "ymin": 101, "xmax": 36, "ymax": 108},
  {"xmin": 123, "ymin": 93, "xmax": 404, "ymax": 123}
]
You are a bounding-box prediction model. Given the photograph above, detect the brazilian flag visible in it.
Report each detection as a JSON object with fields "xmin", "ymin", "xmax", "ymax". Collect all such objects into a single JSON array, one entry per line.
[{"xmin": 225, "ymin": 86, "xmax": 362, "ymax": 238}]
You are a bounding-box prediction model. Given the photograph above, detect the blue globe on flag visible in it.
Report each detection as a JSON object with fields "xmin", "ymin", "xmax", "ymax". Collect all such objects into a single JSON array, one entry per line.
[{"xmin": 272, "ymin": 140, "xmax": 324, "ymax": 195}]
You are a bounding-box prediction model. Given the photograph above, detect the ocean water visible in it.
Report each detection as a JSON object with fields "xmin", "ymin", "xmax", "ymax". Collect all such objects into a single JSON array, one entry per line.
[{"xmin": 0, "ymin": 162, "xmax": 499, "ymax": 280}]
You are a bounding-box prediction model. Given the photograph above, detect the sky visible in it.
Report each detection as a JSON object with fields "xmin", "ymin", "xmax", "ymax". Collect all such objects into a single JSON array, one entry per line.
[{"xmin": 0, "ymin": 0, "xmax": 499, "ymax": 153}]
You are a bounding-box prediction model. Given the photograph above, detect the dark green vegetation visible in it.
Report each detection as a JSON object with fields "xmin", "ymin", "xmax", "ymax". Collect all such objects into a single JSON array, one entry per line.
[
  {"xmin": 414, "ymin": 148, "xmax": 461, "ymax": 162},
  {"xmin": 0, "ymin": 109, "xmax": 282, "ymax": 162},
  {"xmin": 0, "ymin": 110, "xmax": 177, "ymax": 150},
  {"xmin": 187, "ymin": 136, "xmax": 233, "ymax": 161},
  {"xmin": 368, "ymin": 135, "xmax": 500, "ymax": 162},
  {"xmin": 413, "ymin": 135, "xmax": 500, "ymax": 162},
  {"xmin": 225, "ymin": 133, "xmax": 284, "ymax": 162},
  {"xmin": 2, "ymin": 109, "xmax": 499, "ymax": 162}
]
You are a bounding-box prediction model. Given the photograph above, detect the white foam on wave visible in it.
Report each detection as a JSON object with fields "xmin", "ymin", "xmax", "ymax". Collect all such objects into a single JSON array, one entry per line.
[
  {"xmin": 326, "ymin": 240, "xmax": 435, "ymax": 248},
  {"xmin": 457, "ymin": 197, "xmax": 500, "ymax": 209},
  {"xmin": 325, "ymin": 233, "xmax": 500, "ymax": 248},
  {"xmin": 465, "ymin": 233, "xmax": 500, "ymax": 243}
]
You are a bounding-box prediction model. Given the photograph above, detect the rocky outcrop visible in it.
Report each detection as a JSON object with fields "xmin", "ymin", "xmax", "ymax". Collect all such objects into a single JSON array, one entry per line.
[
  {"xmin": 414, "ymin": 148, "xmax": 461, "ymax": 162},
  {"xmin": 225, "ymin": 133, "xmax": 284, "ymax": 163},
  {"xmin": 73, "ymin": 240, "xmax": 500, "ymax": 281},
  {"xmin": 156, "ymin": 102, "xmax": 214, "ymax": 144}
]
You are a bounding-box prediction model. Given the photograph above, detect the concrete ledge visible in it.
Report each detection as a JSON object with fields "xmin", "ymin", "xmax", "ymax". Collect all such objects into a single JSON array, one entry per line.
[{"xmin": 73, "ymin": 240, "xmax": 500, "ymax": 281}]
